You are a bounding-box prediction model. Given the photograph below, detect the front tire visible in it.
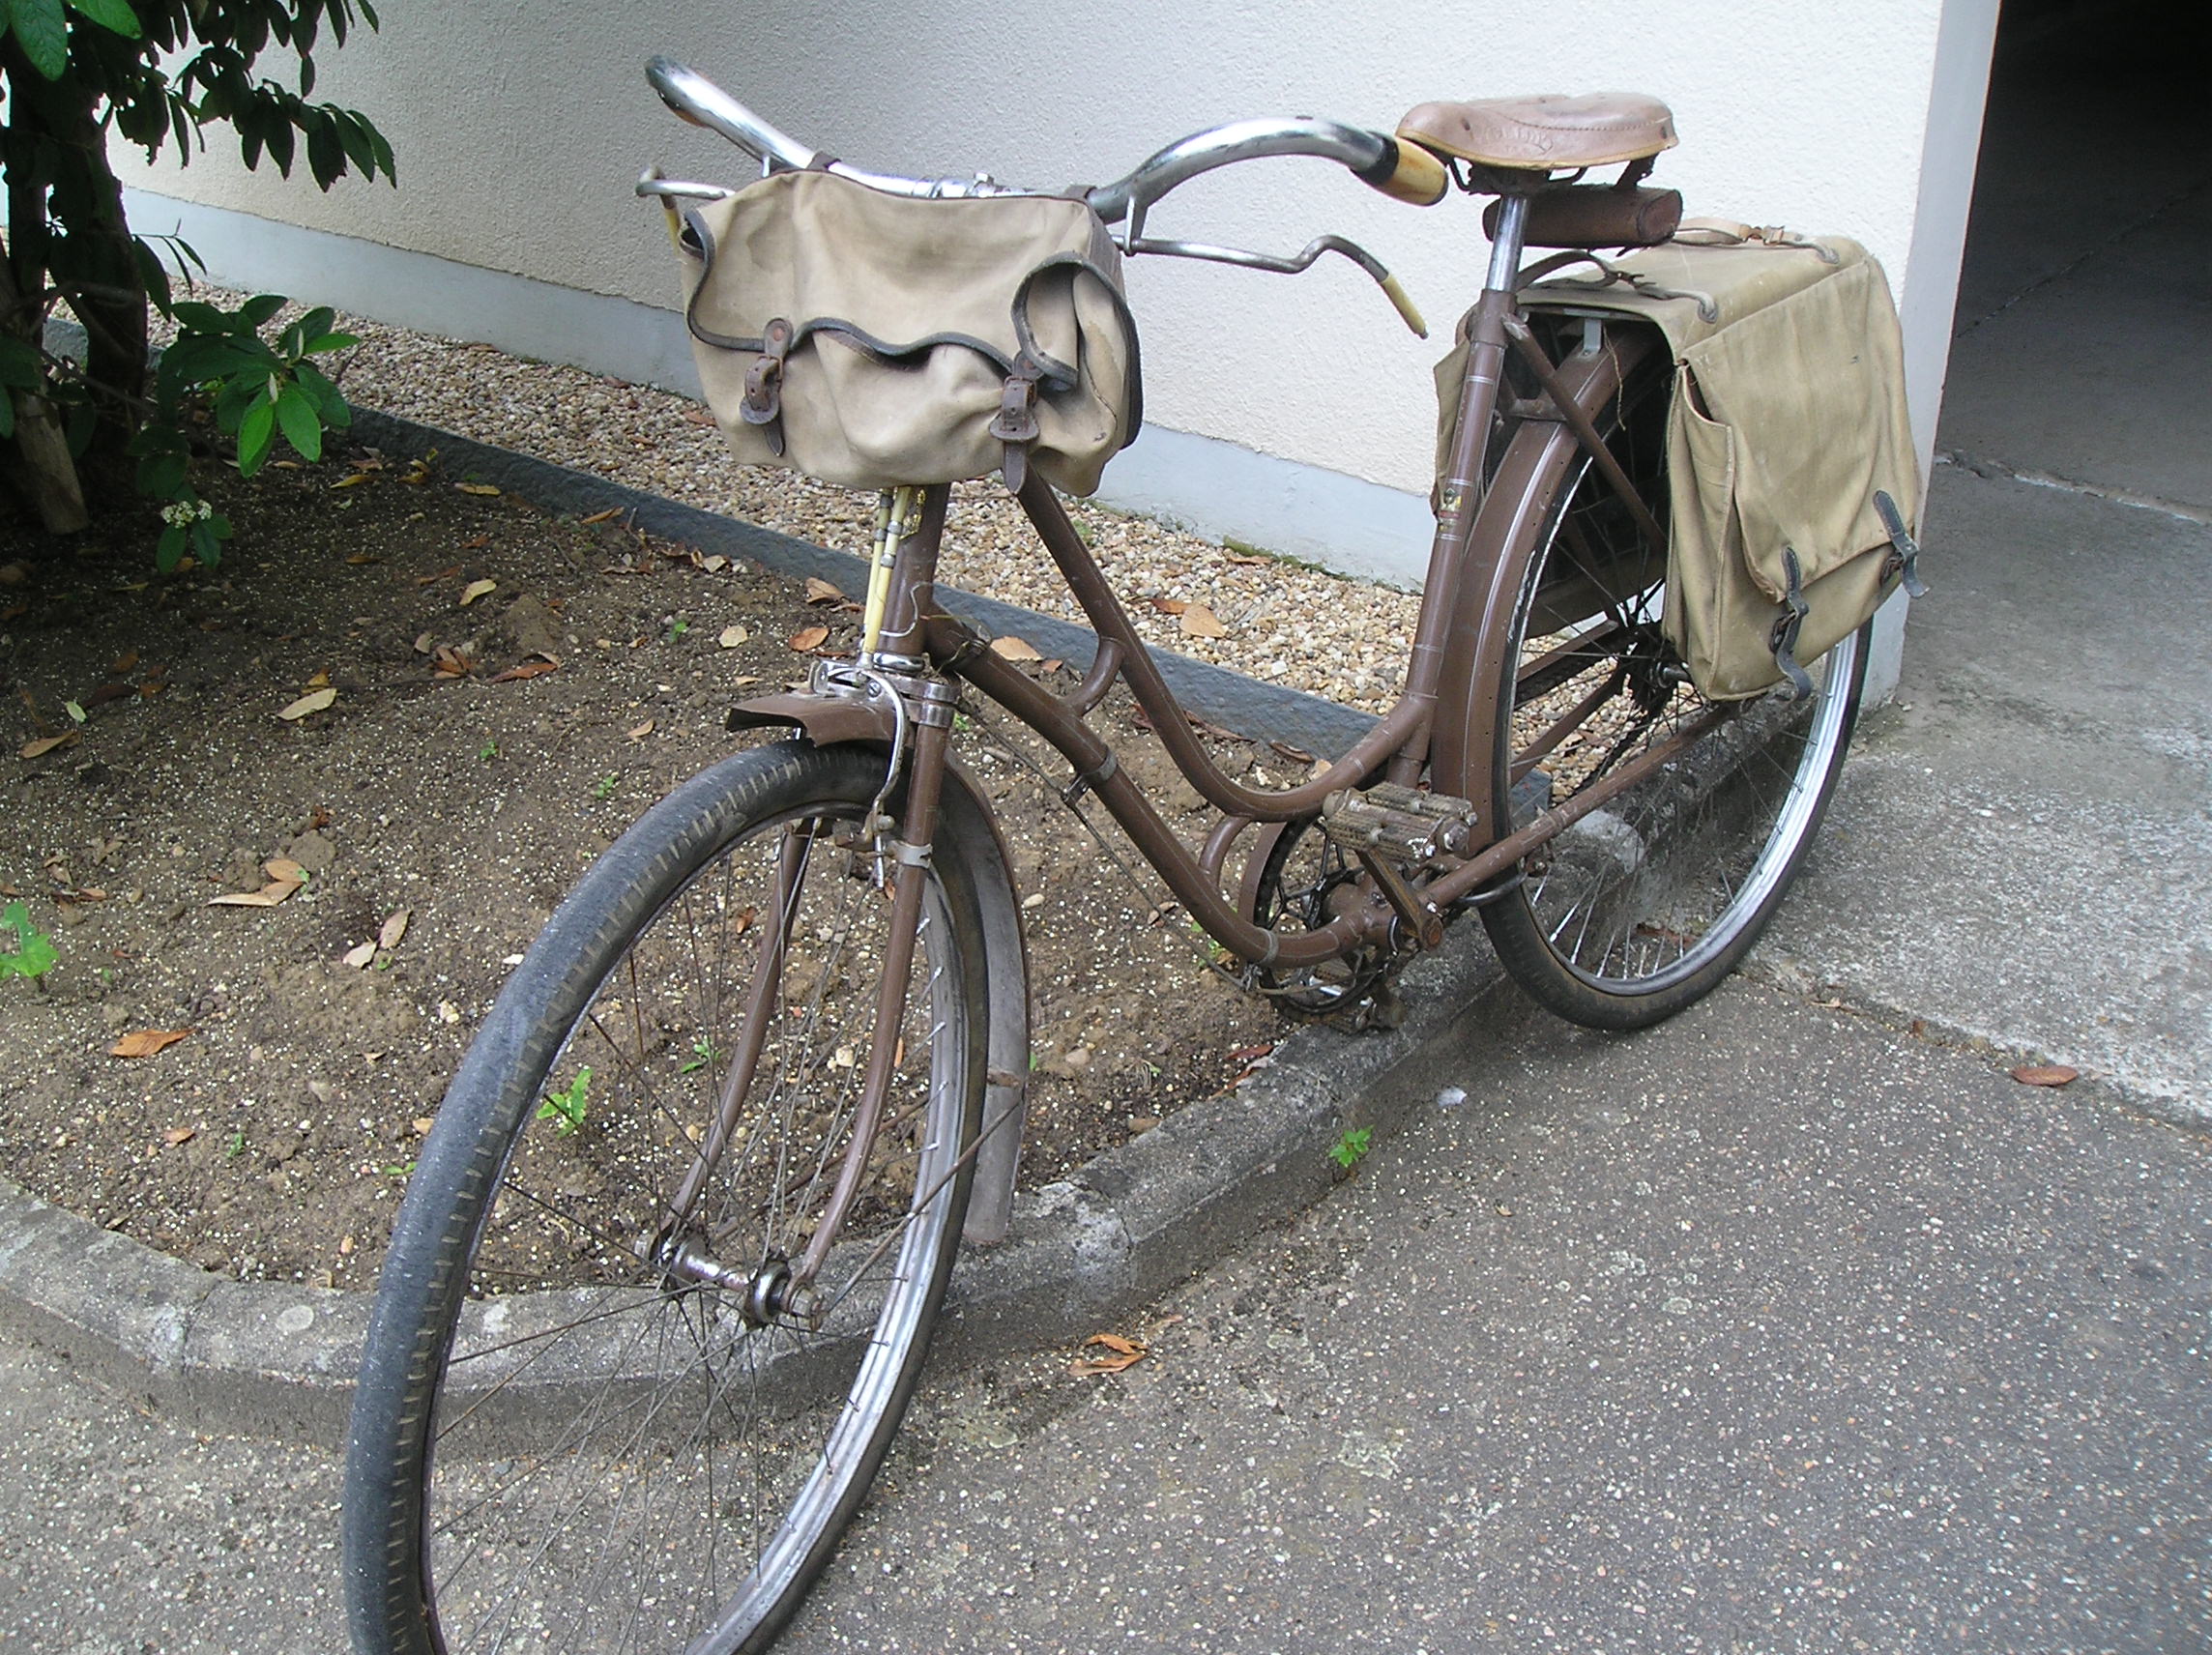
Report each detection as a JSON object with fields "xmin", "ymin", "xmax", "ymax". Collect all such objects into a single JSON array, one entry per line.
[{"xmin": 343, "ymin": 740, "xmax": 989, "ymax": 1655}]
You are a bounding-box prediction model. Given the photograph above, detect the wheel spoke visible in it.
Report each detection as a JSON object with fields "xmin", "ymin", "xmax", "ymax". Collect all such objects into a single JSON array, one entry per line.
[{"xmin": 349, "ymin": 744, "xmax": 985, "ymax": 1655}]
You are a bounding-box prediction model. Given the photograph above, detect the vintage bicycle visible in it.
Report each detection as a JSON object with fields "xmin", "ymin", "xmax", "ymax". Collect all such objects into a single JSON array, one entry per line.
[{"xmin": 343, "ymin": 56, "xmax": 1921, "ymax": 1655}]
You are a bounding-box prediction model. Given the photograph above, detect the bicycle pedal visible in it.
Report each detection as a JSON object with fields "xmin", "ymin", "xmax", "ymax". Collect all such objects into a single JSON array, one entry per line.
[{"xmin": 1320, "ymin": 781, "xmax": 1477, "ymax": 866}]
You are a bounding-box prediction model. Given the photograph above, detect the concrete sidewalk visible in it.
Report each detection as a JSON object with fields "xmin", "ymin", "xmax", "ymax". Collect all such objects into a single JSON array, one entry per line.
[
  {"xmin": 1765, "ymin": 458, "xmax": 2211, "ymax": 1120},
  {"xmin": 8, "ymin": 978, "xmax": 2200, "ymax": 1653}
]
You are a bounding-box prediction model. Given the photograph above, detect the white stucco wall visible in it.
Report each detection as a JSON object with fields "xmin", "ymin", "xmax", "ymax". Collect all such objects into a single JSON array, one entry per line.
[{"xmin": 109, "ymin": 0, "xmax": 1990, "ymax": 593}]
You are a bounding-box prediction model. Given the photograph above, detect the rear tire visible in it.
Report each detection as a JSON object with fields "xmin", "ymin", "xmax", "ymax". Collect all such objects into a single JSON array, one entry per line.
[
  {"xmin": 343, "ymin": 740, "xmax": 988, "ymax": 1654},
  {"xmin": 1478, "ymin": 370, "xmax": 1866, "ymax": 1031}
]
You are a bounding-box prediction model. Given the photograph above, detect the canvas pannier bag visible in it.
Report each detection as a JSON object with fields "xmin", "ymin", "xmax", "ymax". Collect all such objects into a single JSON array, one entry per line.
[
  {"xmin": 674, "ymin": 169, "xmax": 1142, "ymax": 495},
  {"xmin": 1442, "ymin": 227, "xmax": 1924, "ymax": 699}
]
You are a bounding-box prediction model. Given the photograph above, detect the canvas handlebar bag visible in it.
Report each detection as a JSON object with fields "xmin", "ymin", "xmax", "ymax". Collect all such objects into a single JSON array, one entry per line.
[
  {"xmin": 675, "ymin": 169, "xmax": 1143, "ymax": 496},
  {"xmin": 1463, "ymin": 228, "xmax": 1923, "ymax": 699}
]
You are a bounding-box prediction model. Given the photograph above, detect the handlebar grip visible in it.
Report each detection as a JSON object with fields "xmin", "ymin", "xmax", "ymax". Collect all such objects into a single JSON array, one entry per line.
[{"xmin": 1353, "ymin": 136, "xmax": 1449, "ymax": 207}]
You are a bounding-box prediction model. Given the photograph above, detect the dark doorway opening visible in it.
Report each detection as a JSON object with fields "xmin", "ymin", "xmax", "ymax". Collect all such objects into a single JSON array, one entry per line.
[{"xmin": 1940, "ymin": 0, "xmax": 2212, "ymax": 514}]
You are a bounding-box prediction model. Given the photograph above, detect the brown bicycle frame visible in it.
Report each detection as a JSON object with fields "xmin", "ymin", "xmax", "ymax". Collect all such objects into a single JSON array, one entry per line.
[
  {"xmin": 876, "ymin": 290, "xmax": 1667, "ymax": 964},
  {"xmin": 724, "ymin": 247, "xmax": 1676, "ymax": 1287}
]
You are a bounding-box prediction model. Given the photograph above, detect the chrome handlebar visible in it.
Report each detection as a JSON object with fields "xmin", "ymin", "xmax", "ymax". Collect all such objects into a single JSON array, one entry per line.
[
  {"xmin": 646, "ymin": 57, "xmax": 1394, "ymax": 223},
  {"xmin": 642, "ymin": 59, "xmax": 1432, "ymax": 335}
]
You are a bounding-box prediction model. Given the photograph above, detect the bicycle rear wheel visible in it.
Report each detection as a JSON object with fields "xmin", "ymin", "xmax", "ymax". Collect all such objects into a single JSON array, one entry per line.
[
  {"xmin": 1478, "ymin": 377, "xmax": 1866, "ymax": 1031},
  {"xmin": 343, "ymin": 740, "xmax": 988, "ymax": 1655}
]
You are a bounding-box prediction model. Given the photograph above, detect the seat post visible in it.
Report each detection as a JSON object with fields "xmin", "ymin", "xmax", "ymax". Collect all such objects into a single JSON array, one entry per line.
[{"xmin": 1485, "ymin": 191, "xmax": 1531, "ymax": 293}]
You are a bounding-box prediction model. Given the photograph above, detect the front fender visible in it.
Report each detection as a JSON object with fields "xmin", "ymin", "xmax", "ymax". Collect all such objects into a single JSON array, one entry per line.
[{"xmin": 731, "ymin": 693, "xmax": 1031, "ymax": 1246}]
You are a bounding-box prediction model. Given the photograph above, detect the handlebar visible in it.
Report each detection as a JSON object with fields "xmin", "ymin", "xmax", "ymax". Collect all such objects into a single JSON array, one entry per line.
[{"xmin": 644, "ymin": 57, "xmax": 1447, "ymax": 220}]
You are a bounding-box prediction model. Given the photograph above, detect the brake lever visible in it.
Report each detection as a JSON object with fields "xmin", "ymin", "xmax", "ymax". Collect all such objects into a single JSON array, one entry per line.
[{"xmin": 1125, "ymin": 233, "xmax": 1427, "ymax": 337}]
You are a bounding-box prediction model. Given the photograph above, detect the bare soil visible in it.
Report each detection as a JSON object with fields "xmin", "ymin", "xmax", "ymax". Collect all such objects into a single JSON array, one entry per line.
[{"xmin": 0, "ymin": 444, "xmax": 1284, "ymax": 1289}]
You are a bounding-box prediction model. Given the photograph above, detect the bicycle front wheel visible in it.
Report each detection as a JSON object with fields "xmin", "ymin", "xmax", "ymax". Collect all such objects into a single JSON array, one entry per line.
[
  {"xmin": 344, "ymin": 740, "xmax": 988, "ymax": 1655},
  {"xmin": 1479, "ymin": 386, "xmax": 1867, "ymax": 1031}
]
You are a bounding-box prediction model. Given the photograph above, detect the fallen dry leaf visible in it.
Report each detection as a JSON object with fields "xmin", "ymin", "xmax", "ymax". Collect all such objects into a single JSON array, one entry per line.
[
  {"xmin": 717, "ymin": 624, "xmax": 749, "ymax": 649},
  {"xmin": 344, "ymin": 553, "xmax": 381, "ymax": 566},
  {"xmin": 702, "ymin": 555, "xmax": 730, "ymax": 573},
  {"xmin": 378, "ymin": 909, "xmax": 410, "ymax": 950},
  {"xmin": 579, "ymin": 508, "xmax": 623, "ymax": 526},
  {"xmin": 1224, "ymin": 551, "xmax": 1267, "ymax": 566},
  {"xmin": 19, "ymin": 733, "xmax": 75, "ymax": 760},
  {"xmin": 989, "ymin": 635, "xmax": 1043, "ymax": 662},
  {"xmin": 789, "ymin": 625, "xmax": 830, "ymax": 653},
  {"xmin": 803, "ymin": 577, "xmax": 844, "ymax": 605},
  {"xmin": 460, "ymin": 534, "xmax": 490, "ymax": 551},
  {"xmin": 625, "ymin": 719, "xmax": 655, "ymax": 740},
  {"xmin": 209, "ymin": 860, "xmax": 306, "ymax": 908},
  {"xmin": 1070, "ymin": 1331, "xmax": 1150, "ymax": 1377},
  {"xmin": 341, "ymin": 940, "xmax": 377, "ymax": 969},
  {"xmin": 411, "ymin": 1116, "xmax": 436, "ymax": 1137},
  {"xmin": 1179, "ymin": 602, "xmax": 1227, "ymax": 639},
  {"xmin": 111, "ymin": 651, "xmax": 139, "ymax": 674},
  {"xmin": 458, "ymin": 578, "xmax": 498, "ymax": 607},
  {"xmin": 430, "ymin": 645, "xmax": 476, "ymax": 679},
  {"xmin": 455, "ymin": 481, "xmax": 502, "ymax": 497},
  {"xmin": 331, "ymin": 472, "xmax": 374, "ymax": 489},
  {"xmin": 489, "ymin": 659, "xmax": 559, "ymax": 683},
  {"xmin": 275, "ymin": 687, "xmax": 338, "ymax": 721},
  {"xmin": 413, "ymin": 631, "xmax": 435, "ymax": 654},
  {"xmin": 1227, "ymin": 1043, "xmax": 1276, "ymax": 1063},
  {"xmin": 161, "ymin": 1125, "xmax": 196, "ymax": 1147},
  {"xmin": 414, "ymin": 565, "xmax": 462, "ymax": 587},
  {"xmin": 2011, "ymin": 1063, "xmax": 2080, "ymax": 1088},
  {"xmin": 1150, "ymin": 595, "xmax": 1188, "ymax": 615},
  {"xmin": 111, "ymin": 1029, "xmax": 191, "ymax": 1060}
]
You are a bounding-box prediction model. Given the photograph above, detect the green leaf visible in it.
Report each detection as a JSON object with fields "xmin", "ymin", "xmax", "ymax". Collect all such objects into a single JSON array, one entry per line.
[
  {"xmin": 169, "ymin": 301, "xmax": 234, "ymax": 333},
  {"xmin": 366, "ymin": 121, "xmax": 394, "ymax": 185},
  {"xmin": 297, "ymin": 305, "xmax": 336, "ymax": 343},
  {"xmin": 274, "ymin": 382, "xmax": 322, "ymax": 462},
  {"xmin": 0, "ymin": 335, "xmax": 44, "ymax": 391},
  {"xmin": 306, "ymin": 118, "xmax": 342, "ymax": 189},
  {"xmin": 190, "ymin": 518, "xmax": 223, "ymax": 566},
  {"xmin": 156, "ymin": 523, "xmax": 186, "ymax": 571},
  {"xmin": 0, "ymin": 902, "xmax": 58, "ymax": 982},
  {"xmin": 0, "ymin": 392, "xmax": 14, "ymax": 441},
  {"xmin": 7, "ymin": 0, "xmax": 69, "ymax": 79},
  {"xmin": 302, "ymin": 332, "xmax": 355, "ymax": 357},
  {"xmin": 331, "ymin": 110, "xmax": 372, "ymax": 176},
  {"xmin": 239, "ymin": 293, "xmax": 287, "ymax": 331},
  {"xmin": 130, "ymin": 237, "xmax": 174, "ymax": 316},
  {"xmin": 236, "ymin": 394, "xmax": 276, "ymax": 476},
  {"xmin": 136, "ymin": 450, "xmax": 189, "ymax": 498},
  {"xmin": 63, "ymin": 0, "xmax": 139, "ymax": 38}
]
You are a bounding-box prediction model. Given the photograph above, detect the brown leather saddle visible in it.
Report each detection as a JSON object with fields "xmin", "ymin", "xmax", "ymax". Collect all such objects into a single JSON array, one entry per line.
[{"xmin": 1398, "ymin": 93, "xmax": 1676, "ymax": 171}]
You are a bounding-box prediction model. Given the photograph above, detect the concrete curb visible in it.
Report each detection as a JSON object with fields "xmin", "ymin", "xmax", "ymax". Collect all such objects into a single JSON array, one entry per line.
[{"xmin": 5, "ymin": 409, "xmax": 1500, "ymax": 1446}]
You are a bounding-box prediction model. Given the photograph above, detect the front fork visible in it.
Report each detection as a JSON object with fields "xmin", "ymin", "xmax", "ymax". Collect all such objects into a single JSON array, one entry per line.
[{"xmin": 659, "ymin": 484, "xmax": 964, "ymax": 1321}]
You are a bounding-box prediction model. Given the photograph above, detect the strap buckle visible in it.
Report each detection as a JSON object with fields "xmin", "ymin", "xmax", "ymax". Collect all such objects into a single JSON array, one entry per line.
[
  {"xmin": 742, "ymin": 318, "xmax": 792, "ymax": 456},
  {"xmin": 1768, "ymin": 546, "xmax": 1816, "ymax": 701},
  {"xmin": 1872, "ymin": 489, "xmax": 1929, "ymax": 598},
  {"xmin": 990, "ymin": 361, "xmax": 1043, "ymax": 491}
]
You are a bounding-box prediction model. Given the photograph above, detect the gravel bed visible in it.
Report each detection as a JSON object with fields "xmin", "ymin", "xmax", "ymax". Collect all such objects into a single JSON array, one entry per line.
[{"xmin": 158, "ymin": 292, "xmax": 1424, "ymax": 715}]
